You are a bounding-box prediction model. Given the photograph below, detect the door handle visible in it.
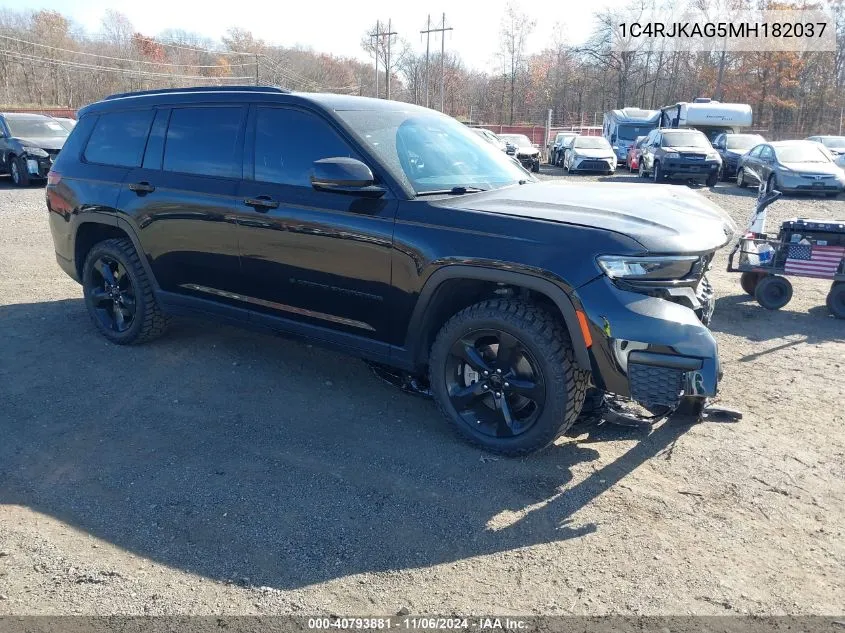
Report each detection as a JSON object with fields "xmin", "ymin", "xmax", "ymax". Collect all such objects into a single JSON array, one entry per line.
[
  {"xmin": 244, "ymin": 196, "xmax": 279, "ymax": 211},
  {"xmin": 128, "ymin": 181, "xmax": 155, "ymax": 194}
]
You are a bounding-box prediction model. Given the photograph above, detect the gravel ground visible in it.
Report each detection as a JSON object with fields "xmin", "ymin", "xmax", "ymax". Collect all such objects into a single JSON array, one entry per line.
[{"xmin": 0, "ymin": 168, "xmax": 843, "ymax": 616}]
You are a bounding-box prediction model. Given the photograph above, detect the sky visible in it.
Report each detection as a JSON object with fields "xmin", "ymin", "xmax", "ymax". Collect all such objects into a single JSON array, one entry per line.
[{"xmin": 17, "ymin": 0, "xmax": 618, "ymax": 72}]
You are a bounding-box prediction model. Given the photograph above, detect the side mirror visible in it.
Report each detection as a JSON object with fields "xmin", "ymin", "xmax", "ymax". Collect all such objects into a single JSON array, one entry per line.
[{"xmin": 311, "ymin": 157, "xmax": 385, "ymax": 197}]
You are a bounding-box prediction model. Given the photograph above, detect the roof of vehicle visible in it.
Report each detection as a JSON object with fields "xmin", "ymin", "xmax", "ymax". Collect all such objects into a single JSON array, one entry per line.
[
  {"xmin": 80, "ymin": 85, "xmax": 436, "ymax": 118},
  {"xmin": 655, "ymin": 127, "xmax": 708, "ymax": 134},
  {"xmin": 0, "ymin": 112, "xmax": 55, "ymax": 119},
  {"xmin": 606, "ymin": 107, "xmax": 660, "ymax": 123},
  {"xmin": 771, "ymin": 140, "xmax": 823, "ymax": 147}
]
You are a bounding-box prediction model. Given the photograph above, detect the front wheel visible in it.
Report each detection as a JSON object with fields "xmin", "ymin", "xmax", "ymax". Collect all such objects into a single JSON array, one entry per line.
[
  {"xmin": 706, "ymin": 171, "xmax": 718, "ymax": 187},
  {"xmin": 531, "ymin": 161, "xmax": 540, "ymax": 173},
  {"xmin": 767, "ymin": 174, "xmax": 778, "ymax": 194},
  {"xmin": 736, "ymin": 167, "xmax": 747, "ymax": 188},
  {"xmin": 653, "ymin": 162, "xmax": 663, "ymax": 182},
  {"xmin": 429, "ymin": 299, "xmax": 588, "ymax": 455},
  {"xmin": 10, "ymin": 156, "xmax": 30, "ymax": 187},
  {"xmin": 754, "ymin": 275, "xmax": 793, "ymax": 310},
  {"xmin": 638, "ymin": 161, "xmax": 647, "ymax": 178}
]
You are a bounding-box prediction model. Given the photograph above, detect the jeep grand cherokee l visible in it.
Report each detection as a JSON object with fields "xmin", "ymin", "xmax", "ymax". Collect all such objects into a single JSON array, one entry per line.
[
  {"xmin": 46, "ymin": 86, "xmax": 736, "ymax": 455},
  {"xmin": 639, "ymin": 128, "xmax": 722, "ymax": 187}
]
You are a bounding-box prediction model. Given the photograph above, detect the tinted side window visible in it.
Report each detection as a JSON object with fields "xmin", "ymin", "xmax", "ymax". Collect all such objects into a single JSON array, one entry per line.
[
  {"xmin": 254, "ymin": 108, "xmax": 354, "ymax": 186},
  {"xmin": 163, "ymin": 107, "xmax": 245, "ymax": 178},
  {"xmin": 84, "ymin": 110, "xmax": 154, "ymax": 167},
  {"xmin": 749, "ymin": 145, "xmax": 763, "ymax": 157},
  {"xmin": 760, "ymin": 146, "xmax": 774, "ymax": 160}
]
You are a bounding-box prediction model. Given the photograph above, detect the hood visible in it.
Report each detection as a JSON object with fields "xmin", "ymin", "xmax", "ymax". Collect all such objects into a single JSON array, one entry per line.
[
  {"xmin": 779, "ymin": 161, "xmax": 844, "ymax": 176},
  {"xmin": 572, "ymin": 148, "xmax": 614, "ymax": 159},
  {"xmin": 15, "ymin": 136, "xmax": 67, "ymax": 151},
  {"xmin": 446, "ymin": 180, "xmax": 737, "ymax": 254},
  {"xmin": 666, "ymin": 145, "xmax": 713, "ymax": 154},
  {"xmin": 516, "ymin": 146, "xmax": 539, "ymax": 155}
]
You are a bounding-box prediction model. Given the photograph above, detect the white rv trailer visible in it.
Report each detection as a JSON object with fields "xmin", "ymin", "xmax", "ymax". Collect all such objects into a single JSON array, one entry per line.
[
  {"xmin": 602, "ymin": 107, "xmax": 660, "ymax": 164},
  {"xmin": 659, "ymin": 98, "xmax": 753, "ymax": 142}
]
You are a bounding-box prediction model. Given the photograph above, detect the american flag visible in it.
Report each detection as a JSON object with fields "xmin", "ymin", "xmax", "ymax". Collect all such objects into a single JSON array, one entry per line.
[{"xmin": 783, "ymin": 243, "xmax": 845, "ymax": 279}]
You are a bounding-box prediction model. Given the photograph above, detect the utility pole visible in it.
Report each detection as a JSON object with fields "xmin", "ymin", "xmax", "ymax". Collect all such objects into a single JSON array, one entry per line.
[
  {"xmin": 254, "ymin": 53, "xmax": 259, "ymax": 86},
  {"xmin": 370, "ymin": 21, "xmax": 381, "ymax": 98},
  {"xmin": 421, "ymin": 15, "xmax": 431, "ymax": 108},
  {"xmin": 421, "ymin": 14, "xmax": 452, "ymax": 112},
  {"xmin": 384, "ymin": 19, "xmax": 397, "ymax": 100}
]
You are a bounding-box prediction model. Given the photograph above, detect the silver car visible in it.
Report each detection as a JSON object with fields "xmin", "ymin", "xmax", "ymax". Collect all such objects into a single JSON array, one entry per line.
[
  {"xmin": 563, "ymin": 136, "xmax": 616, "ymax": 175},
  {"xmin": 806, "ymin": 135, "xmax": 845, "ymax": 169},
  {"xmin": 735, "ymin": 140, "xmax": 845, "ymax": 196}
]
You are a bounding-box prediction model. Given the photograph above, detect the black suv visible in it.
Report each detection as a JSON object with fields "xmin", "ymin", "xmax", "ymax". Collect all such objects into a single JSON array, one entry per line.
[
  {"xmin": 639, "ymin": 128, "xmax": 722, "ymax": 186},
  {"xmin": 1, "ymin": 112, "xmax": 69, "ymax": 186},
  {"xmin": 46, "ymin": 86, "xmax": 735, "ymax": 455}
]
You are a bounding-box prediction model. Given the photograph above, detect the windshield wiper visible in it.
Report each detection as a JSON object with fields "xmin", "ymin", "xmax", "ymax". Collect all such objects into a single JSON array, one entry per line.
[{"xmin": 416, "ymin": 186, "xmax": 488, "ymax": 196}]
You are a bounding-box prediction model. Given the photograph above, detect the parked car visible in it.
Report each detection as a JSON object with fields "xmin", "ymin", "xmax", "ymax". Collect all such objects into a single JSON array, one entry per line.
[
  {"xmin": 735, "ymin": 140, "xmax": 845, "ymax": 196},
  {"xmin": 806, "ymin": 135, "xmax": 845, "ymax": 169},
  {"xmin": 0, "ymin": 112, "xmax": 69, "ymax": 186},
  {"xmin": 550, "ymin": 132, "xmax": 577, "ymax": 166},
  {"xmin": 563, "ymin": 135, "xmax": 616, "ymax": 175},
  {"xmin": 712, "ymin": 132, "xmax": 766, "ymax": 179},
  {"xmin": 498, "ymin": 134, "xmax": 540, "ymax": 172},
  {"xmin": 625, "ymin": 135, "xmax": 648, "ymax": 172},
  {"xmin": 639, "ymin": 128, "xmax": 721, "ymax": 186},
  {"xmin": 47, "ymin": 86, "xmax": 735, "ymax": 455},
  {"xmin": 470, "ymin": 127, "xmax": 508, "ymax": 152}
]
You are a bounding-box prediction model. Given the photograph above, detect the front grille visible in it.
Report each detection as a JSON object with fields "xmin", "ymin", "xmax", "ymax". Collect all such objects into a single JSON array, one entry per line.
[
  {"xmin": 628, "ymin": 363, "xmax": 684, "ymax": 408},
  {"xmin": 517, "ymin": 153, "xmax": 535, "ymax": 160},
  {"xmin": 577, "ymin": 159, "xmax": 610, "ymax": 171},
  {"xmin": 679, "ymin": 153, "xmax": 706, "ymax": 160}
]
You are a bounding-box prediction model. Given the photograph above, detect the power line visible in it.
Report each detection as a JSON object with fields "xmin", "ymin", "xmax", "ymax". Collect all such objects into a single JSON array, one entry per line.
[
  {"xmin": 0, "ymin": 34, "xmax": 256, "ymax": 68},
  {"xmin": 0, "ymin": 49, "xmax": 253, "ymax": 80}
]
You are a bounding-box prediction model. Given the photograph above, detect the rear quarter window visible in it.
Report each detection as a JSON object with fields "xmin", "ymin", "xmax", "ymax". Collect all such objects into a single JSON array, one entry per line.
[{"xmin": 84, "ymin": 110, "xmax": 155, "ymax": 167}]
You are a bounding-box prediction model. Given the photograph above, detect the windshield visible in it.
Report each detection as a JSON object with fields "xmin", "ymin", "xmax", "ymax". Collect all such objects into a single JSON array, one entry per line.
[
  {"xmin": 726, "ymin": 134, "xmax": 765, "ymax": 150},
  {"xmin": 816, "ymin": 136, "xmax": 845, "ymax": 149},
  {"xmin": 499, "ymin": 134, "xmax": 533, "ymax": 148},
  {"xmin": 574, "ymin": 137, "xmax": 611, "ymax": 150},
  {"xmin": 5, "ymin": 116, "xmax": 69, "ymax": 138},
  {"xmin": 663, "ymin": 131, "xmax": 711, "ymax": 149},
  {"xmin": 616, "ymin": 123, "xmax": 657, "ymax": 141},
  {"xmin": 775, "ymin": 144, "xmax": 831, "ymax": 164},
  {"xmin": 337, "ymin": 110, "xmax": 531, "ymax": 194}
]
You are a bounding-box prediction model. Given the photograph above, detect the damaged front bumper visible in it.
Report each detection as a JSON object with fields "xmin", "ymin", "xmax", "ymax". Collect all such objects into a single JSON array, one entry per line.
[{"xmin": 577, "ymin": 275, "xmax": 721, "ymax": 410}]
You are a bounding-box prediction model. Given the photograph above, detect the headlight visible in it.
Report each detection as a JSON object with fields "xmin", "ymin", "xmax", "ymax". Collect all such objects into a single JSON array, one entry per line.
[
  {"xmin": 664, "ymin": 152, "xmax": 679, "ymax": 159},
  {"xmin": 597, "ymin": 255, "xmax": 700, "ymax": 280},
  {"xmin": 22, "ymin": 146, "xmax": 48, "ymax": 158},
  {"xmin": 706, "ymin": 152, "xmax": 720, "ymax": 161}
]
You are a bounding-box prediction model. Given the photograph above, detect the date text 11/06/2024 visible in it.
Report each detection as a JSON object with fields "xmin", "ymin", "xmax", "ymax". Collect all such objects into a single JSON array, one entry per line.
[{"xmin": 307, "ymin": 617, "xmax": 528, "ymax": 630}]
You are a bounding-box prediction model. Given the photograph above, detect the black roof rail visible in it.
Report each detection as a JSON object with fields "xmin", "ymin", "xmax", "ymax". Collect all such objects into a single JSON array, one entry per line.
[{"xmin": 104, "ymin": 85, "xmax": 290, "ymax": 101}]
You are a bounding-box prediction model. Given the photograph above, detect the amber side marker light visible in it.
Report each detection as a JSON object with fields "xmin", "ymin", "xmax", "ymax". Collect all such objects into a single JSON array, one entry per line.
[{"xmin": 575, "ymin": 310, "xmax": 593, "ymax": 348}]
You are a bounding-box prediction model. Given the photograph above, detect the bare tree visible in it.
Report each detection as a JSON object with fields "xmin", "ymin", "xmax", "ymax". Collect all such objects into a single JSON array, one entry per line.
[{"xmin": 499, "ymin": 3, "xmax": 535, "ymax": 124}]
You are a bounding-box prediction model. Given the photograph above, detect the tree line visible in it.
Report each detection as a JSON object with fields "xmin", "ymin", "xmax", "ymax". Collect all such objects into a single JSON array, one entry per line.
[{"xmin": 1, "ymin": 1, "xmax": 843, "ymax": 138}]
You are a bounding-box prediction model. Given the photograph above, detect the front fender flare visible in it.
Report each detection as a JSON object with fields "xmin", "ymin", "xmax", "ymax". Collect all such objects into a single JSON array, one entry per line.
[{"xmin": 406, "ymin": 265, "xmax": 592, "ymax": 371}]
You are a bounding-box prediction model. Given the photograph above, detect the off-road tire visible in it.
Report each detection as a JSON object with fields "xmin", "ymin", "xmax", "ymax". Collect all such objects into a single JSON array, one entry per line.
[
  {"xmin": 429, "ymin": 299, "xmax": 589, "ymax": 456},
  {"xmin": 82, "ymin": 238, "xmax": 169, "ymax": 344}
]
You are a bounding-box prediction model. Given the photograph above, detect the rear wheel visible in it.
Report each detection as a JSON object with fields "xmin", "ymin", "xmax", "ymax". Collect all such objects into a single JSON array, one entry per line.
[
  {"xmin": 827, "ymin": 282, "xmax": 845, "ymax": 319},
  {"xmin": 754, "ymin": 275, "xmax": 793, "ymax": 310},
  {"xmin": 429, "ymin": 299, "xmax": 588, "ymax": 455},
  {"xmin": 82, "ymin": 238, "xmax": 169, "ymax": 344},
  {"xmin": 10, "ymin": 156, "xmax": 30, "ymax": 187}
]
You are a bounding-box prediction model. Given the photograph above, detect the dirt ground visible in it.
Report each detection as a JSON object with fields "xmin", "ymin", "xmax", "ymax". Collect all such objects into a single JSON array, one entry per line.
[{"xmin": 0, "ymin": 169, "xmax": 843, "ymax": 616}]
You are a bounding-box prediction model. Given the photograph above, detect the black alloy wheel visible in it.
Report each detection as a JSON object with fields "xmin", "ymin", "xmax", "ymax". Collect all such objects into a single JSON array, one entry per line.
[
  {"xmin": 444, "ymin": 328, "xmax": 546, "ymax": 439},
  {"xmin": 87, "ymin": 255, "xmax": 137, "ymax": 333}
]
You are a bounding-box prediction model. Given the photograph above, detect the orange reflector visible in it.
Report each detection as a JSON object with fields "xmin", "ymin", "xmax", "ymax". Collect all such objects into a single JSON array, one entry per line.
[{"xmin": 575, "ymin": 310, "xmax": 593, "ymax": 348}]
